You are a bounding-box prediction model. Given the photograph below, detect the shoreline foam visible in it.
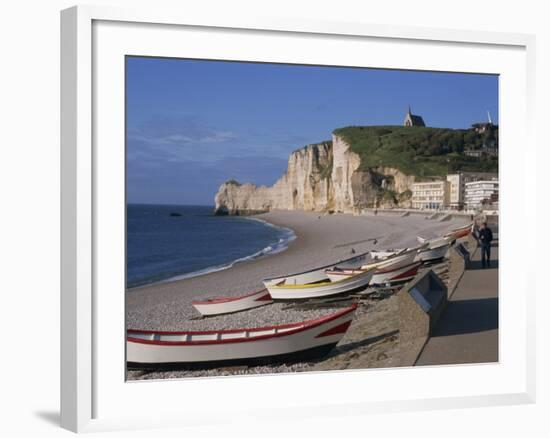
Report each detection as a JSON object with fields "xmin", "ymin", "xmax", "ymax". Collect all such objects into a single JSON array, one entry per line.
[
  {"xmin": 126, "ymin": 210, "xmax": 471, "ymax": 380},
  {"xmin": 127, "ymin": 215, "xmax": 296, "ymax": 290},
  {"xmin": 126, "ymin": 210, "xmax": 469, "ymax": 328},
  {"xmin": 153, "ymin": 221, "xmax": 296, "ymax": 287}
]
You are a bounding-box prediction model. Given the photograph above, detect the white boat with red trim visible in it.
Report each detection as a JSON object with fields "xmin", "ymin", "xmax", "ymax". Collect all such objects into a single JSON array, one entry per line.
[
  {"xmin": 417, "ymin": 235, "xmax": 454, "ymax": 246},
  {"xmin": 362, "ymin": 244, "xmax": 424, "ymax": 269},
  {"xmin": 127, "ymin": 304, "xmax": 358, "ymax": 369},
  {"xmin": 326, "ymin": 260, "xmax": 421, "ymax": 285},
  {"xmin": 370, "ymin": 260, "xmax": 421, "ymax": 284},
  {"xmin": 263, "ymin": 250, "xmax": 370, "ymax": 287},
  {"xmin": 415, "ymin": 242, "xmax": 450, "ymax": 262},
  {"xmin": 370, "ymin": 241, "xmax": 450, "ymax": 263},
  {"xmin": 265, "ymin": 267, "xmax": 375, "ymax": 300},
  {"xmin": 369, "ymin": 248, "xmax": 404, "ymax": 259},
  {"xmin": 192, "ymin": 289, "xmax": 273, "ymax": 316},
  {"xmin": 444, "ymin": 223, "xmax": 473, "ymax": 239}
]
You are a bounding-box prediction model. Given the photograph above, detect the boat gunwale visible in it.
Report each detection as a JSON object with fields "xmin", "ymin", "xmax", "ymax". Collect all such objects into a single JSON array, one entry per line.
[
  {"xmin": 262, "ymin": 250, "xmax": 371, "ymax": 282},
  {"xmin": 191, "ymin": 289, "xmax": 270, "ymax": 305},
  {"xmin": 423, "ymin": 242, "xmax": 451, "ymax": 251},
  {"xmin": 361, "ymin": 245, "xmax": 422, "ymax": 270},
  {"xmin": 327, "ymin": 260, "xmax": 421, "ymax": 276},
  {"xmin": 450, "ymin": 223, "xmax": 473, "ymax": 232},
  {"xmin": 372, "ymin": 241, "xmax": 448, "ymax": 255},
  {"xmin": 127, "ymin": 303, "xmax": 358, "ymax": 345},
  {"xmin": 270, "ymin": 267, "xmax": 375, "ymax": 289},
  {"xmin": 445, "ymin": 223, "xmax": 473, "ymax": 236}
]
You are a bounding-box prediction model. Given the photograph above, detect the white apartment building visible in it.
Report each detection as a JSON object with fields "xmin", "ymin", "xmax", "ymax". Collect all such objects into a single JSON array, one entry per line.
[
  {"xmin": 411, "ymin": 181, "xmax": 450, "ymax": 210},
  {"xmin": 446, "ymin": 174, "xmax": 463, "ymax": 209},
  {"xmin": 446, "ymin": 172, "xmax": 498, "ymax": 210},
  {"xmin": 464, "ymin": 180, "xmax": 499, "ymax": 210}
]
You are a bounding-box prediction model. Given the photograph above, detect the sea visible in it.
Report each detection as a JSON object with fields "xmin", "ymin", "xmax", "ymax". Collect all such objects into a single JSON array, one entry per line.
[{"xmin": 126, "ymin": 204, "xmax": 295, "ymax": 289}]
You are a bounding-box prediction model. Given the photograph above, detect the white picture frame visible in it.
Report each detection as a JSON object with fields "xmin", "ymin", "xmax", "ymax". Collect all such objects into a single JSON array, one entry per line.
[{"xmin": 60, "ymin": 4, "xmax": 536, "ymax": 433}]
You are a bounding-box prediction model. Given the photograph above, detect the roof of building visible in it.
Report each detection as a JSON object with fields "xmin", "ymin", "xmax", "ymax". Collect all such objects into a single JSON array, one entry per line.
[
  {"xmin": 409, "ymin": 114, "xmax": 425, "ymax": 126},
  {"xmin": 404, "ymin": 106, "xmax": 426, "ymax": 127}
]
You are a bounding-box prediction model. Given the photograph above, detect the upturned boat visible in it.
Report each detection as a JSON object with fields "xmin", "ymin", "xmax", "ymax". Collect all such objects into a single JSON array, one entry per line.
[
  {"xmin": 127, "ymin": 304, "xmax": 358, "ymax": 369},
  {"xmin": 265, "ymin": 267, "xmax": 375, "ymax": 300},
  {"xmin": 192, "ymin": 289, "xmax": 273, "ymax": 316}
]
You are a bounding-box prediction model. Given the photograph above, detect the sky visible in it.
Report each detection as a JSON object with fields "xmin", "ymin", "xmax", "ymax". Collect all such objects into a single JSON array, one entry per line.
[{"xmin": 126, "ymin": 57, "xmax": 499, "ymax": 205}]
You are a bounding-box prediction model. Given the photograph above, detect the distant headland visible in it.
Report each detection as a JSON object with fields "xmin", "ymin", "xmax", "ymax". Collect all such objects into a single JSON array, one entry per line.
[{"xmin": 214, "ymin": 108, "xmax": 498, "ymax": 215}]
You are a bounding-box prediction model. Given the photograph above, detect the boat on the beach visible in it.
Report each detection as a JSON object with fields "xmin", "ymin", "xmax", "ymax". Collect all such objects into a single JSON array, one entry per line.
[
  {"xmin": 263, "ymin": 250, "xmax": 370, "ymax": 287},
  {"xmin": 325, "ymin": 245, "xmax": 423, "ymax": 285},
  {"xmin": 444, "ymin": 223, "xmax": 473, "ymax": 240},
  {"xmin": 416, "ymin": 234, "xmax": 455, "ymax": 246},
  {"xmin": 415, "ymin": 242, "xmax": 450, "ymax": 262},
  {"xmin": 192, "ymin": 289, "xmax": 273, "ymax": 316},
  {"xmin": 127, "ymin": 304, "xmax": 358, "ymax": 369},
  {"xmin": 371, "ymin": 260, "xmax": 422, "ymax": 284},
  {"xmin": 326, "ymin": 261, "xmax": 422, "ymax": 285},
  {"xmin": 265, "ymin": 267, "xmax": 375, "ymax": 300},
  {"xmin": 369, "ymin": 248, "xmax": 408, "ymax": 260},
  {"xmin": 370, "ymin": 241, "xmax": 450, "ymax": 263},
  {"xmin": 364, "ymin": 244, "xmax": 425, "ymax": 268}
]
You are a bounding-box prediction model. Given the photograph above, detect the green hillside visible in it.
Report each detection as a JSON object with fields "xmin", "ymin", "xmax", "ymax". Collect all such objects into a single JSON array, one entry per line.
[{"xmin": 333, "ymin": 125, "xmax": 498, "ymax": 177}]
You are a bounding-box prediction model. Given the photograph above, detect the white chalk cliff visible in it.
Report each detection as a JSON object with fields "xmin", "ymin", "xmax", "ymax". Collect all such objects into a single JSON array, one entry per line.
[{"xmin": 214, "ymin": 134, "xmax": 414, "ymax": 215}]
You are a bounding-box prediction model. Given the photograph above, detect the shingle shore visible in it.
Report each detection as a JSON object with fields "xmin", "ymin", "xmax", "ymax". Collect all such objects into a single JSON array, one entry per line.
[{"xmin": 126, "ymin": 210, "xmax": 467, "ymax": 380}]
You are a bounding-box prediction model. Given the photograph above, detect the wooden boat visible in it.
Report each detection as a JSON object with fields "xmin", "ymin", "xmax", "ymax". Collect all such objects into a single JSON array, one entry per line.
[
  {"xmin": 192, "ymin": 289, "xmax": 273, "ymax": 316},
  {"xmin": 444, "ymin": 223, "xmax": 473, "ymax": 239},
  {"xmin": 326, "ymin": 260, "xmax": 422, "ymax": 285},
  {"xmin": 415, "ymin": 242, "xmax": 450, "ymax": 262},
  {"xmin": 127, "ymin": 304, "xmax": 358, "ymax": 369},
  {"xmin": 325, "ymin": 246, "xmax": 423, "ymax": 285},
  {"xmin": 369, "ymin": 248, "xmax": 404, "ymax": 259},
  {"xmin": 363, "ymin": 244, "xmax": 425, "ymax": 269},
  {"xmin": 370, "ymin": 261, "xmax": 422, "ymax": 284},
  {"xmin": 263, "ymin": 250, "xmax": 370, "ymax": 287},
  {"xmin": 417, "ymin": 234, "xmax": 455, "ymax": 246},
  {"xmin": 370, "ymin": 241, "xmax": 450, "ymax": 263},
  {"xmin": 265, "ymin": 267, "xmax": 375, "ymax": 300},
  {"xmin": 263, "ymin": 245, "xmax": 420, "ymax": 300}
]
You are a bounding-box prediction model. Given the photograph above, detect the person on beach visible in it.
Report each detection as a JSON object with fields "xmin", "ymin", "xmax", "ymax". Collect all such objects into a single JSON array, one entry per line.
[{"xmin": 477, "ymin": 222, "xmax": 493, "ymax": 268}]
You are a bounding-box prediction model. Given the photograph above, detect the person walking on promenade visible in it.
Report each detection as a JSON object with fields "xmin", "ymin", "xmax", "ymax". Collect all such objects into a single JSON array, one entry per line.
[{"xmin": 477, "ymin": 222, "xmax": 493, "ymax": 268}]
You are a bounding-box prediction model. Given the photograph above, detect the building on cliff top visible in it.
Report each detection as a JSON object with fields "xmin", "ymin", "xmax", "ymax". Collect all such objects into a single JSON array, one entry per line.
[
  {"xmin": 403, "ymin": 105, "xmax": 426, "ymax": 127},
  {"xmin": 471, "ymin": 110, "xmax": 494, "ymax": 133}
]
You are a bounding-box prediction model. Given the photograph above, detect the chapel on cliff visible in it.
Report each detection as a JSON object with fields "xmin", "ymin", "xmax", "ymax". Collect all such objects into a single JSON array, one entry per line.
[{"xmin": 403, "ymin": 105, "xmax": 426, "ymax": 127}]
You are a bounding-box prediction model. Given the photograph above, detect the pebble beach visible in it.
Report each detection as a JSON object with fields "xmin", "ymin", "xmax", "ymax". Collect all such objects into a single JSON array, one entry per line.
[{"xmin": 126, "ymin": 210, "xmax": 470, "ymax": 380}]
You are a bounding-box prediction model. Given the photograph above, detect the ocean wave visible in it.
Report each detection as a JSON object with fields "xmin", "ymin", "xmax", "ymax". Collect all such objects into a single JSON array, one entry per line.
[{"xmin": 147, "ymin": 221, "xmax": 296, "ymax": 286}]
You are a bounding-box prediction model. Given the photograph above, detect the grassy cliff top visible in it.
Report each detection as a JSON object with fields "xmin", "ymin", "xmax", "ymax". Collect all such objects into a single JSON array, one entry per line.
[{"xmin": 333, "ymin": 125, "xmax": 498, "ymax": 177}]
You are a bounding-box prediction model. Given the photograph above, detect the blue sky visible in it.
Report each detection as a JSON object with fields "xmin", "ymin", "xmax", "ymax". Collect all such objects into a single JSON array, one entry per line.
[{"xmin": 126, "ymin": 57, "xmax": 498, "ymax": 205}]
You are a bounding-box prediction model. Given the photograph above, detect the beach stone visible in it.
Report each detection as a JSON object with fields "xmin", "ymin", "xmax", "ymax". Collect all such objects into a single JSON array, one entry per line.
[{"xmin": 126, "ymin": 212, "xmax": 472, "ymax": 380}]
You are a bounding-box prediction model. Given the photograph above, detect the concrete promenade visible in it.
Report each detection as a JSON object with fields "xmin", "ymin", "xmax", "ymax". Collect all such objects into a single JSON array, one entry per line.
[{"xmin": 416, "ymin": 237, "xmax": 499, "ymax": 366}]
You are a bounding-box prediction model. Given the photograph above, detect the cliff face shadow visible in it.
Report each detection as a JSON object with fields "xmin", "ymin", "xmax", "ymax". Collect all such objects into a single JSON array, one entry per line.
[{"xmin": 431, "ymin": 298, "xmax": 498, "ymax": 337}]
